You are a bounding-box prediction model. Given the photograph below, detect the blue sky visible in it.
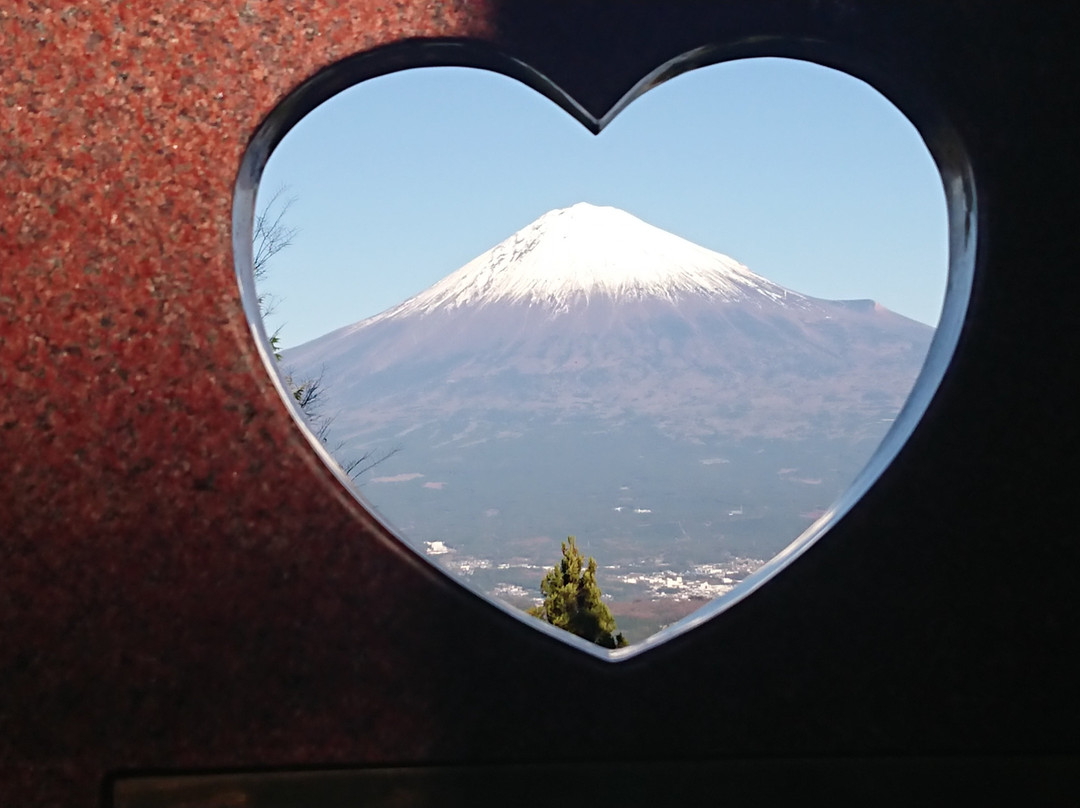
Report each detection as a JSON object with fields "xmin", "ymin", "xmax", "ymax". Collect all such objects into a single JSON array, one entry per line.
[{"xmin": 255, "ymin": 57, "xmax": 947, "ymax": 349}]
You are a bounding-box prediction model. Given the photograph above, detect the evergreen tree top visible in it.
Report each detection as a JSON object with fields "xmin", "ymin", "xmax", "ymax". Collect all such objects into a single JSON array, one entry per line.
[{"xmin": 530, "ymin": 536, "xmax": 628, "ymax": 649}]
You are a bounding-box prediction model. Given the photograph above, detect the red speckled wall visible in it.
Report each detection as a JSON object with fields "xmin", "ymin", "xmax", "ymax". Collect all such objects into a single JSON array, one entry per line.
[{"xmin": 3, "ymin": 2, "xmax": 1079, "ymax": 806}]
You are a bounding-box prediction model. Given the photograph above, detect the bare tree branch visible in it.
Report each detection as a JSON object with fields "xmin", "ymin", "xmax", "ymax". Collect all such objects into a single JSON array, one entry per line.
[
  {"xmin": 253, "ymin": 185, "xmax": 299, "ymax": 282},
  {"xmin": 285, "ymin": 363, "xmax": 399, "ymax": 483},
  {"xmin": 342, "ymin": 446, "xmax": 402, "ymax": 482},
  {"xmin": 255, "ymin": 185, "xmax": 400, "ymax": 483},
  {"xmin": 253, "ymin": 185, "xmax": 298, "ymax": 319}
]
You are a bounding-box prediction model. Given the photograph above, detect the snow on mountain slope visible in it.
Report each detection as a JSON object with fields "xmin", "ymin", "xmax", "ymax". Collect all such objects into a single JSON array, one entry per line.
[
  {"xmin": 280, "ymin": 203, "xmax": 932, "ymax": 444},
  {"xmin": 288, "ymin": 202, "xmax": 822, "ymax": 370},
  {"xmin": 361, "ymin": 202, "xmax": 806, "ymax": 323}
]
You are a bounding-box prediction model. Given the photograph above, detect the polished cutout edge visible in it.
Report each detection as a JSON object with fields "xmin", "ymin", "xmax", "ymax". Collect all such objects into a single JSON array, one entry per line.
[{"xmin": 232, "ymin": 37, "xmax": 976, "ymax": 663}]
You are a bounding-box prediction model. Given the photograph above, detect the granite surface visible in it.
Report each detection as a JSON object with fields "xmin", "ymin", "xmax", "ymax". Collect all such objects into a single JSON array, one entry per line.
[{"xmin": 3, "ymin": 2, "xmax": 1079, "ymax": 806}]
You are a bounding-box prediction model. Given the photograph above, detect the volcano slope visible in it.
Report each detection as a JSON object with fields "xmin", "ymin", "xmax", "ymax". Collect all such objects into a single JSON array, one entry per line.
[{"xmin": 282, "ymin": 203, "xmax": 934, "ymax": 582}]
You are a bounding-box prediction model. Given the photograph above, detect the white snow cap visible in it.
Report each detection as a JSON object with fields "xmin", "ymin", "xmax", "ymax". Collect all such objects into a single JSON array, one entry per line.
[{"xmin": 372, "ymin": 202, "xmax": 802, "ymax": 321}]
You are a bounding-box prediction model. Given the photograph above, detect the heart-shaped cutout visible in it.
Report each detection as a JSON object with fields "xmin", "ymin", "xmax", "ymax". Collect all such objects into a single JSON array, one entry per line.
[{"xmin": 235, "ymin": 54, "xmax": 967, "ymax": 658}]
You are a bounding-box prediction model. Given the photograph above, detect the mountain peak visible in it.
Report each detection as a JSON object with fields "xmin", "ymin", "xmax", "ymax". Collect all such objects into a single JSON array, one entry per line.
[{"xmin": 365, "ymin": 203, "xmax": 805, "ymax": 323}]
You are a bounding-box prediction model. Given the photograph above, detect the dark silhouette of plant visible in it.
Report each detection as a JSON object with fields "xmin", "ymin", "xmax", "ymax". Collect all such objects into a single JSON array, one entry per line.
[{"xmin": 253, "ymin": 185, "xmax": 397, "ymax": 481}]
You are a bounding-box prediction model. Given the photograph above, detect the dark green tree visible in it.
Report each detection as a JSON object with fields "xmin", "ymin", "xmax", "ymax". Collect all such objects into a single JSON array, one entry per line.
[{"xmin": 529, "ymin": 536, "xmax": 628, "ymax": 648}]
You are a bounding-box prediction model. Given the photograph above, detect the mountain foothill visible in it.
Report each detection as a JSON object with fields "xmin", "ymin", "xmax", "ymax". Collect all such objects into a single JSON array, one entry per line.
[{"xmin": 281, "ymin": 203, "xmax": 934, "ymax": 638}]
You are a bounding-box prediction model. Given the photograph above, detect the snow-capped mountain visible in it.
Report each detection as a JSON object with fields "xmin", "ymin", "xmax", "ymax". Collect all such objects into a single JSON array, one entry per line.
[
  {"xmin": 363, "ymin": 202, "xmax": 803, "ymax": 318},
  {"xmin": 281, "ymin": 203, "xmax": 933, "ymax": 566},
  {"xmin": 286, "ymin": 202, "xmax": 929, "ymax": 439}
]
